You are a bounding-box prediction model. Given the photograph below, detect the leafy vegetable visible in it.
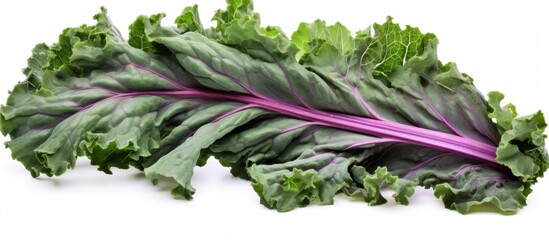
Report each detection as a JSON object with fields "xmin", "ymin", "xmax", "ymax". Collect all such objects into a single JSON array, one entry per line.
[{"xmin": 1, "ymin": 0, "xmax": 547, "ymax": 214}]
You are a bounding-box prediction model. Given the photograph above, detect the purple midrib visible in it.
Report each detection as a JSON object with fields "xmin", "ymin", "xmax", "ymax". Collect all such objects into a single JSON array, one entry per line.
[
  {"xmin": 169, "ymin": 51, "xmax": 498, "ymax": 161},
  {"xmin": 81, "ymin": 88, "xmax": 499, "ymax": 165}
]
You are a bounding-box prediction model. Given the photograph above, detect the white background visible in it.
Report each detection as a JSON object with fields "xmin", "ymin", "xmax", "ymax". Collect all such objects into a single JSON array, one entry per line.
[{"xmin": 1, "ymin": 0, "xmax": 548, "ymax": 239}]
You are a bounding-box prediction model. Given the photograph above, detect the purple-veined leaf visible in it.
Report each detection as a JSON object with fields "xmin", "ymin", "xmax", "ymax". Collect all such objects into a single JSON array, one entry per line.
[{"xmin": 1, "ymin": 0, "xmax": 547, "ymax": 214}]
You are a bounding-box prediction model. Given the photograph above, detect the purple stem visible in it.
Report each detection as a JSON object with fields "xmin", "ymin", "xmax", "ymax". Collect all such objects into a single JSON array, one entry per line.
[
  {"xmin": 322, "ymin": 108, "xmax": 497, "ymax": 154},
  {"xmin": 169, "ymin": 53, "xmax": 499, "ymax": 163},
  {"xmin": 70, "ymin": 88, "xmax": 500, "ymax": 166}
]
